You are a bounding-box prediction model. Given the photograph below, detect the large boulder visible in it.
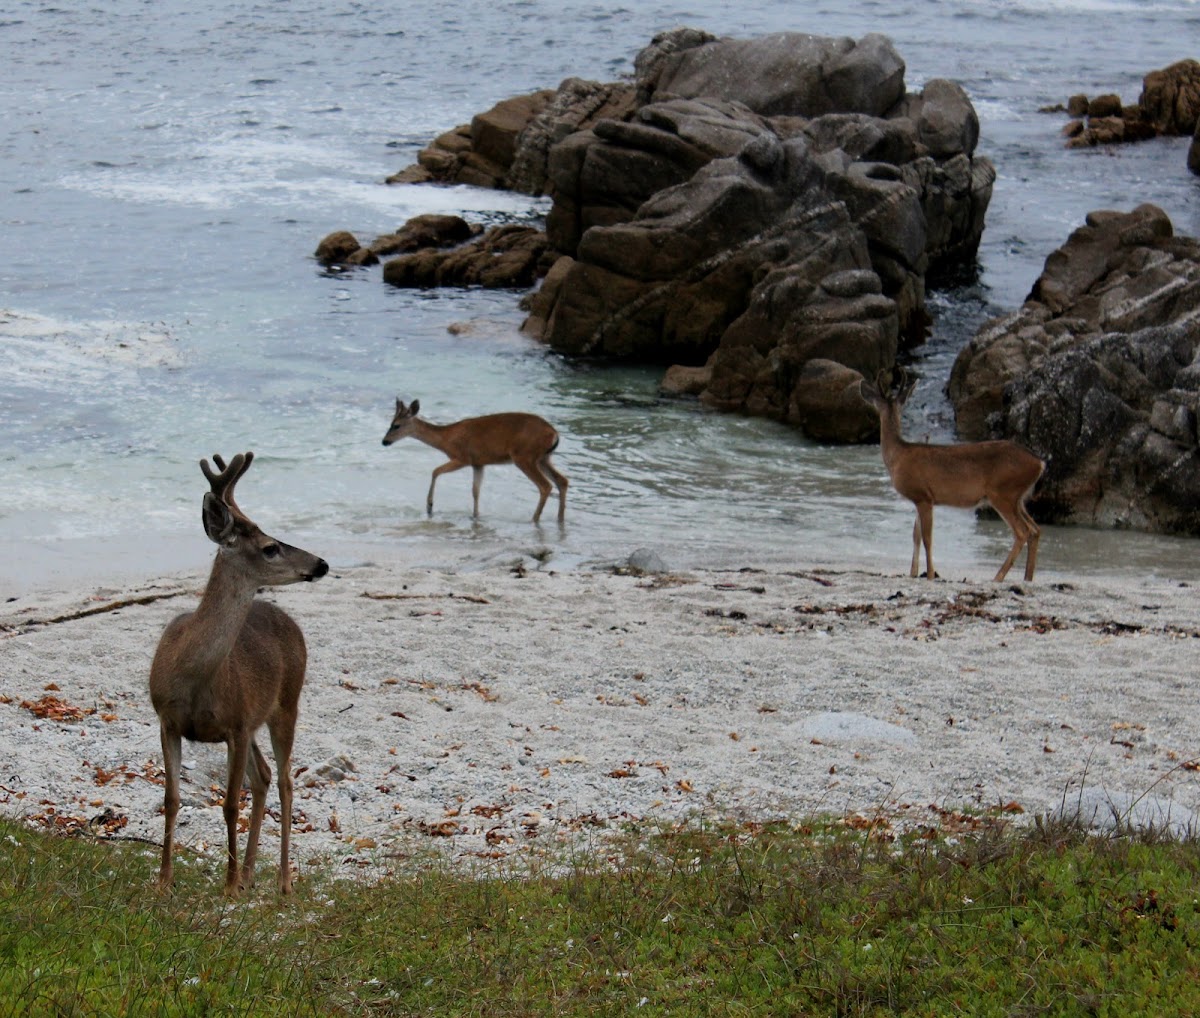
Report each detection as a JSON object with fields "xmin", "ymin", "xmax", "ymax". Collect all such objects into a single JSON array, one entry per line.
[
  {"xmin": 1139, "ymin": 58, "xmax": 1200, "ymax": 136},
  {"xmin": 1190, "ymin": 116, "xmax": 1200, "ymax": 176},
  {"xmin": 635, "ymin": 29, "xmax": 906, "ymax": 118},
  {"xmin": 544, "ymin": 96, "xmax": 776, "ymax": 257},
  {"xmin": 998, "ymin": 322, "xmax": 1200, "ymax": 532},
  {"xmin": 367, "ymin": 29, "xmax": 994, "ymax": 442},
  {"xmin": 543, "ymin": 134, "xmax": 833, "ymax": 362},
  {"xmin": 701, "ymin": 223, "xmax": 900, "ymax": 425},
  {"xmin": 538, "ymin": 135, "xmax": 901, "ymax": 440},
  {"xmin": 949, "ymin": 205, "xmax": 1200, "ymax": 533}
]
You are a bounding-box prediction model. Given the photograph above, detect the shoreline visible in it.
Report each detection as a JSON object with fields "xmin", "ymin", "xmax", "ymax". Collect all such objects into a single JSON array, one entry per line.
[{"xmin": 1, "ymin": 562, "xmax": 1197, "ymax": 877}]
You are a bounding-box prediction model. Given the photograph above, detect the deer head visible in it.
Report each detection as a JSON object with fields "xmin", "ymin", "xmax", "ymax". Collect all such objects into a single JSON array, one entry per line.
[
  {"xmin": 858, "ymin": 367, "xmax": 916, "ymax": 413},
  {"xmin": 381, "ymin": 397, "xmax": 421, "ymax": 446},
  {"xmin": 199, "ymin": 452, "xmax": 327, "ymax": 585}
]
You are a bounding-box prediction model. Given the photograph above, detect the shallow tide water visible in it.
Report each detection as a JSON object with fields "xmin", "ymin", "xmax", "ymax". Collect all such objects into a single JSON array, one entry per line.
[{"xmin": 2, "ymin": 0, "xmax": 1200, "ymax": 597}]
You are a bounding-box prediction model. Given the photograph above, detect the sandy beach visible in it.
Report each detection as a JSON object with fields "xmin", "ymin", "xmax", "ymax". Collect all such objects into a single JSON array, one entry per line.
[{"xmin": 1, "ymin": 559, "xmax": 1197, "ymax": 880}]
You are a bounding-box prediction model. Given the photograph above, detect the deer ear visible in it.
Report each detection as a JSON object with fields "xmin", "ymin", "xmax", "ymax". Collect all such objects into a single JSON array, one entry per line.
[
  {"xmin": 858, "ymin": 380, "xmax": 879, "ymax": 405},
  {"xmin": 409, "ymin": 399, "xmax": 420, "ymax": 416},
  {"xmin": 202, "ymin": 492, "xmax": 236, "ymax": 545}
]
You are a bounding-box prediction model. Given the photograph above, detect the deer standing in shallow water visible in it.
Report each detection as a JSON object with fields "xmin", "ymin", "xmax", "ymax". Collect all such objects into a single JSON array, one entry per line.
[
  {"xmin": 382, "ymin": 398, "xmax": 568, "ymax": 523},
  {"xmin": 858, "ymin": 370, "xmax": 1045, "ymax": 582},
  {"xmin": 149, "ymin": 452, "xmax": 328, "ymax": 896}
]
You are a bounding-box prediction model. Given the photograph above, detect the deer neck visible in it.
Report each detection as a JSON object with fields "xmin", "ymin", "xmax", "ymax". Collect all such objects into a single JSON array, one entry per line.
[
  {"xmin": 877, "ymin": 403, "xmax": 911, "ymax": 472},
  {"xmin": 410, "ymin": 418, "xmax": 453, "ymax": 453},
  {"xmin": 186, "ymin": 550, "xmax": 260, "ymax": 675}
]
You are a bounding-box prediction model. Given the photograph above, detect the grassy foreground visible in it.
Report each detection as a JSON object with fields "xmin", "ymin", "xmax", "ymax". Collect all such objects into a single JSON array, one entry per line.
[{"xmin": 0, "ymin": 812, "xmax": 1197, "ymax": 1016}]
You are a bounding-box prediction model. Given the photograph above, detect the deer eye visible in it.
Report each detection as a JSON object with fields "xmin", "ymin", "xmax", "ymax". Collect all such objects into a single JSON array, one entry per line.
[{"xmin": 262, "ymin": 543, "xmax": 281, "ymax": 559}]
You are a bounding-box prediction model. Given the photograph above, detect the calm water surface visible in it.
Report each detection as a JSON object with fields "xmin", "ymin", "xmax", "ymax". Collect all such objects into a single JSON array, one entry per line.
[{"xmin": 2, "ymin": 0, "xmax": 1200, "ymax": 596}]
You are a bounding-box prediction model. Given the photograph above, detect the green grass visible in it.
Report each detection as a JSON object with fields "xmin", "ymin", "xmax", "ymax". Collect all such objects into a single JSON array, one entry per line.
[{"xmin": 0, "ymin": 811, "xmax": 1197, "ymax": 1016}]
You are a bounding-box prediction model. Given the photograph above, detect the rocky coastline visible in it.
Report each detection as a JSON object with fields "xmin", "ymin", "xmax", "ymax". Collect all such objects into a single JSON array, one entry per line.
[{"xmin": 315, "ymin": 29, "xmax": 1200, "ymax": 536}]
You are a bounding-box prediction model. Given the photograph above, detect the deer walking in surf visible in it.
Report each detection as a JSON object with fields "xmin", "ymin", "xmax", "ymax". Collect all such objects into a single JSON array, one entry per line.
[
  {"xmin": 149, "ymin": 452, "xmax": 328, "ymax": 896},
  {"xmin": 382, "ymin": 398, "xmax": 568, "ymax": 523},
  {"xmin": 859, "ymin": 369, "xmax": 1045, "ymax": 582}
]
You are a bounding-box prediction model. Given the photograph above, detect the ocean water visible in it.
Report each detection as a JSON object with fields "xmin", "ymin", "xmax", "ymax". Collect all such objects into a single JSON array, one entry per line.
[{"xmin": 2, "ymin": 0, "xmax": 1200, "ymax": 597}]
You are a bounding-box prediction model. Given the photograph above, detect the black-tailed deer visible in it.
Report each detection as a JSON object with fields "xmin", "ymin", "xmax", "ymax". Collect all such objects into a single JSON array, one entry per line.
[
  {"xmin": 859, "ymin": 370, "xmax": 1045, "ymax": 582},
  {"xmin": 149, "ymin": 452, "xmax": 328, "ymax": 896},
  {"xmin": 382, "ymin": 398, "xmax": 568, "ymax": 523}
]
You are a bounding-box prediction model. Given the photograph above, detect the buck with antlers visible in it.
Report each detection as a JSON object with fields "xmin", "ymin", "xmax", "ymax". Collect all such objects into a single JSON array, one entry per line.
[
  {"xmin": 859, "ymin": 370, "xmax": 1045, "ymax": 582},
  {"xmin": 382, "ymin": 398, "xmax": 568, "ymax": 523},
  {"xmin": 149, "ymin": 452, "xmax": 328, "ymax": 896}
]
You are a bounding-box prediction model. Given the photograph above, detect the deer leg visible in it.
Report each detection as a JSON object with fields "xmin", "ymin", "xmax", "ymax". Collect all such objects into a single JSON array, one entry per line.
[
  {"xmin": 471, "ymin": 466, "xmax": 484, "ymax": 518},
  {"xmin": 909, "ymin": 514, "xmax": 922, "ymax": 577},
  {"xmin": 222, "ymin": 737, "xmax": 251, "ymax": 897},
  {"xmin": 991, "ymin": 500, "xmax": 1031, "ymax": 582},
  {"xmin": 238, "ymin": 741, "xmax": 271, "ymax": 892},
  {"xmin": 427, "ymin": 460, "xmax": 467, "ymax": 515},
  {"xmin": 157, "ymin": 725, "xmax": 182, "ymax": 891},
  {"xmin": 540, "ymin": 456, "xmax": 569, "ymax": 523},
  {"xmin": 916, "ymin": 502, "xmax": 936, "ymax": 579},
  {"xmin": 268, "ymin": 720, "xmax": 297, "ymax": 894},
  {"xmin": 1019, "ymin": 503, "xmax": 1041, "ymax": 581},
  {"xmin": 515, "ymin": 457, "xmax": 553, "ymax": 523}
]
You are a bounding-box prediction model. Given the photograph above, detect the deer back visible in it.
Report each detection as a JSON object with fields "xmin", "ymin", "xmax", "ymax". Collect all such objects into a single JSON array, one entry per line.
[{"xmin": 888, "ymin": 439, "xmax": 1044, "ymax": 508}]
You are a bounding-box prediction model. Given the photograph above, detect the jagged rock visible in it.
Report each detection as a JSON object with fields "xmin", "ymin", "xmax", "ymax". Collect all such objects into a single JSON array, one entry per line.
[
  {"xmin": 1190, "ymin": 117, "xmax": 1200, "ymax": 176},
  {"xmin": 387, "ymin": 82, "xmax": 634, "ymax": 194},
  {"xmin": 544, "ymin": 136, "xmax": 850, "ymax": 362},
  {"xmin": 506, "ymin": 78, "xmax": 637, "ymax": 195},
  {"xmin": 1139, "ymin": 58, "xmax": 1200, "ymax": 136},
  {"xmin": 382, "ymin": 225, "xmax": 547, "ymax": 289},
  {"xmin": 949, "ymin": 205, "xmax": 1200, "ymax": 534},
  {"xmin": 363, "ymin": 29, "xmax": 994, "ymax": 442},
  {"xmin": 545, "ymin": 96, "xmax": 775, "ymax": 257},
  {"xmin": 701, "ymin": 223, "xmax": 900, "ymax": 428}
]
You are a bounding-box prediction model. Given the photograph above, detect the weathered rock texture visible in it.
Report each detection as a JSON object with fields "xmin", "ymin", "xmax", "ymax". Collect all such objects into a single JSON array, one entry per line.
[
  {"xmin": 381, "ymin": 225, "xmax": 548, "ymax": 289},
  {"xmin": 1056, "ymin": 58, "xmax": 1200, "ymax": 151},
  {"xmin": 389, "ymin": 82, "xmax": 636, "ymax": 193},
  {"xmin": 348, "ymin": 29, "xmax": 993, "ymax": 440},
  {"xmin": 635, "ymin": 30, "xmax": 906, "ymax": 117},
  {"xmin": 524, "ymin": 30, "xmax": 993, "ymax": 439},
  {"xmin": 314, "ymin": 216, "xmax": 485, "ymax": 271},
  {"xmin": 949, "ymin": 205, "xmax": 1200, "ymax": 534}
]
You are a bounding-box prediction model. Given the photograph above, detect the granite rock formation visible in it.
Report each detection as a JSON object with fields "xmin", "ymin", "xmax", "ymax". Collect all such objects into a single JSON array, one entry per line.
[{"xmin": 949, "ymin": 205, "xmax": 1200, "ymax": 533}]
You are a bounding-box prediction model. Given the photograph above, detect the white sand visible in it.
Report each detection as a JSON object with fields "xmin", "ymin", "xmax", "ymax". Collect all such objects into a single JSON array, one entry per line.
[{"xmin": 1, "ymin": 561, "xmax": 1197, "ymax": 881}]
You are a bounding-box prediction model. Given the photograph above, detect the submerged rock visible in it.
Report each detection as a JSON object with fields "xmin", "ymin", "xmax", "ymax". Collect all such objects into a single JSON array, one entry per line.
[{"xmin": 382, "ymin": 225, "xmax": 548, "ymax": 289}]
